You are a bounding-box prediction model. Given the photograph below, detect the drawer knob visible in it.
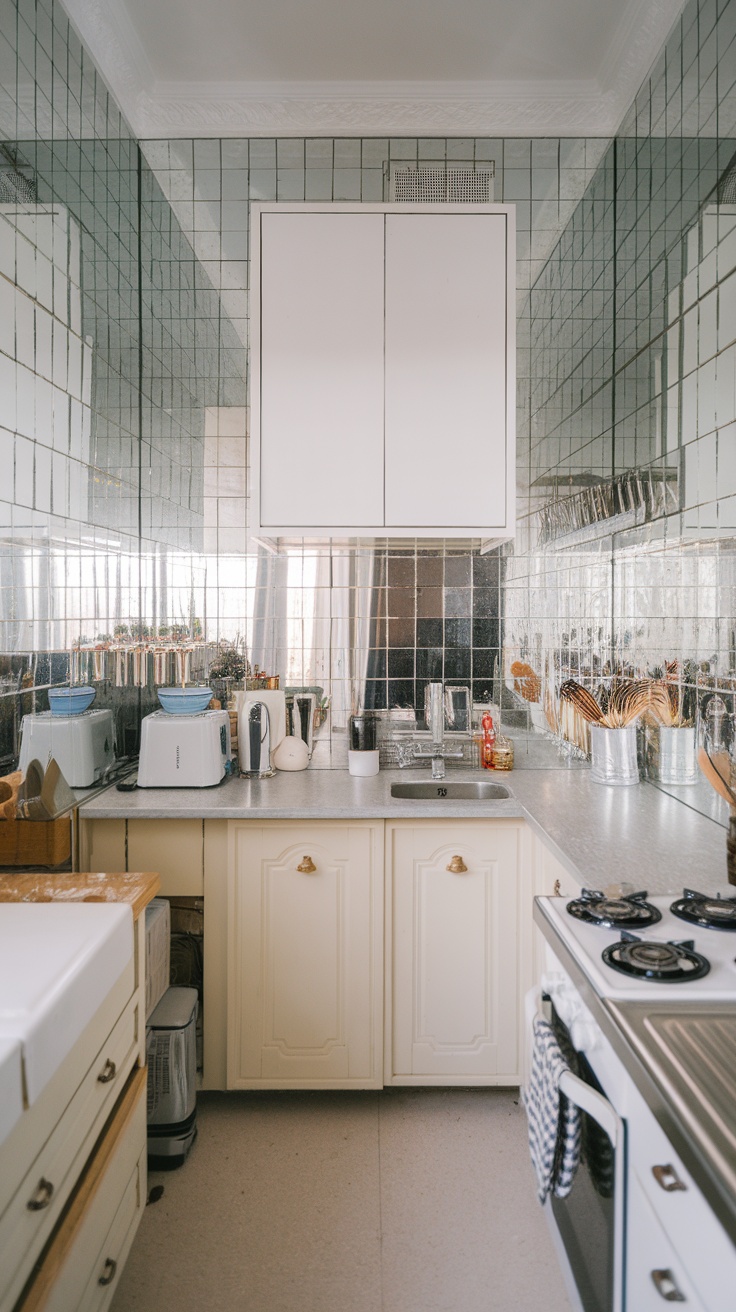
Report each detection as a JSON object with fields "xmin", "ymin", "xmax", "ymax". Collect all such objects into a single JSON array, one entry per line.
[
  {"xmin": 651, "ymin": 1269, "xmax": 686, "ymax": 1301},
  {"xmin": 652, "ymin": 1163, "xmax": 687, "ymax": 1193},
  {"xmin": 99, "ymin": 1258, "xmax": 118, "ymax": 1287},
  {"xmin": 297, "ymin": 856, "xmax": 317, "ymax": 873},
  {"xmin": 446, "ymin": 855, "xmax": 468, "ymax": 873},
  {"xmin": 97, "ymin": 1058, "xmax": 117, "ymax": 1084},
  {"xmin": 27, "ymin": 1178, "xmax": 54, "ymax": 1211}
]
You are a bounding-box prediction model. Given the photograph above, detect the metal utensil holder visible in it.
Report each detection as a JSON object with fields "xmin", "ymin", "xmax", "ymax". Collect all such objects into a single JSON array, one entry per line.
[
  {"xmin": 647, "ymin": 725, "xmax": 697, "ymax": 785},
  {"xmin": 590, "ymin": 725, "xmax": 640, "ymax": 785}
]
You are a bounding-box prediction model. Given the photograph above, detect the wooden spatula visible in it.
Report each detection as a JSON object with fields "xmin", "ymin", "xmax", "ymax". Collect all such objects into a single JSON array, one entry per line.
[{"xmin": 697, "ymin": 747, "xmax": 736, "ymax": 810}]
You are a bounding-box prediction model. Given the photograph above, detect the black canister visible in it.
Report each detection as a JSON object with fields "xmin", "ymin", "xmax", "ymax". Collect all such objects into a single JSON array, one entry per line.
[{"xmin": 349, "ymin": 713, "xmax": 377, "ymax": 752}]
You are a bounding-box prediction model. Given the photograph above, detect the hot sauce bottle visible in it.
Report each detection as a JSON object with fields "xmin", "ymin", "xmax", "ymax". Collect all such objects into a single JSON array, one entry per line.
[{"xmin": 481, "ymin": 710, "xmax": 496, "ymax": 770}]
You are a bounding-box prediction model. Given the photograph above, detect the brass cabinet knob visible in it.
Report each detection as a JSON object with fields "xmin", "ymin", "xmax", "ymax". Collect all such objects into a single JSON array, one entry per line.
[
  {"xmin": 297, "ymin": 856, "xmax": 317, "ymax": 873},
  {"xmin": 446, "ymin": 855, "xmax": 468, "ymax": 873}
]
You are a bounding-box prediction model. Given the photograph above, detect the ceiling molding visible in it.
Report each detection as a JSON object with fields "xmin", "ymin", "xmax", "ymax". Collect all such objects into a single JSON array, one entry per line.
[
  {"xmin": 61, "ymin": 0, "xmax": 687, "ymax": 139},
  {"xmin": 597, "ymin": 0, "xmax": 685, "ymax": 98},
  {"xmin": 136, "ymin": 80, "xmax": 622, "ymax": 138}
]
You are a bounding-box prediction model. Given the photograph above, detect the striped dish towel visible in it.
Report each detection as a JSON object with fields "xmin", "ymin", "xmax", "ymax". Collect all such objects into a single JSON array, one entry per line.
[{"xmin": 523, "ymin": 1015, "xmax": 582, "ymax": 1202}]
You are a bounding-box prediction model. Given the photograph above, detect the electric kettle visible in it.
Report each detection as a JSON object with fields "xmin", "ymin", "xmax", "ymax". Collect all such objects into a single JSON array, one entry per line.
[{"xmin": 239, "ymin": 700, "xmax": 274, "ymax": 778}]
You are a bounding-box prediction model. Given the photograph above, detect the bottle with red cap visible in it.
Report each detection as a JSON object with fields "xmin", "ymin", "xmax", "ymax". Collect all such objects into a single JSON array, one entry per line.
[{"xmin": 481, "ymin": 709, "xmax": 496, "ymax": 770}]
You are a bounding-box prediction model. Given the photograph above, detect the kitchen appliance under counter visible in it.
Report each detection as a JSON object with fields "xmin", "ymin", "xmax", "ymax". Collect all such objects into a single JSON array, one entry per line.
[{"xmin": 533, "ymin": 891, "xmax": 736, "ymax": 1311}]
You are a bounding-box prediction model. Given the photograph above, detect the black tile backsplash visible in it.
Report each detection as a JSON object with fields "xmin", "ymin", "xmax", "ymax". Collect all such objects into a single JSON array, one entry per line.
[{"xmin": 444, "ymin": 619, "xmax": 472, "ymax": 647}]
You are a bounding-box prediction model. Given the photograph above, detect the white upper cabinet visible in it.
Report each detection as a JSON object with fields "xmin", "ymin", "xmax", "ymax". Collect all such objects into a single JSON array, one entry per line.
[{"xmin": 250, "ymin": 203, "xmax": 515, "ymax": 541}]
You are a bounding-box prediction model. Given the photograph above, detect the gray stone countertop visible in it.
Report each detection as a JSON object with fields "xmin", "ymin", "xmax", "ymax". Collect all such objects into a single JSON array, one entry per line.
[{"xmin": 79, "ymin": 737, "xmax": 732, "ymax": 897}]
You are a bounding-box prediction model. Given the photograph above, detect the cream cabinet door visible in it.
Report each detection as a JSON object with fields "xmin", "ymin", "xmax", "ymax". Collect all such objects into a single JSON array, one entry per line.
[
  {"xmin": 388, "ymin": 820, "xmax": 523, "ymax": 1085},
  {"xmin": 227, "ymin": 822, "xmax": 383, "ymax": 1089}
]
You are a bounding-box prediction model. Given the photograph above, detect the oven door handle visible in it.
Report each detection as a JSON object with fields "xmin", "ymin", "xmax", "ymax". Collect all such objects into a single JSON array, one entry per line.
[{"xmin": 558, "ymin": 1069, "xmax": 622, "ymax": 1147}]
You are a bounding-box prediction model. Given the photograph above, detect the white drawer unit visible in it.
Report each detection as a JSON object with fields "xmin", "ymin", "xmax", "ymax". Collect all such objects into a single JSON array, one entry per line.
[
  {"xmin": 0, "ymin": 995, "xmax": 138, "ymax": 1311},
  {"xmin": 0, "ymin": 877, "xmax": 158, "ymax": 1312},
  {"xmin": 17, "ymin": 1067, "xmax": 147, "ymax": 1312},
  {"xmin": 627, "ymin": 1172, "xmax": 707, "ymax": 1311},
  {"xmin": 626, "ymin": 1081, "xmax": 736, "ymax": 1312}
]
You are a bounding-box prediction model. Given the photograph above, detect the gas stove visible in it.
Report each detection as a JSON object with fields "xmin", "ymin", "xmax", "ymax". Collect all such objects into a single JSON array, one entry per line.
[{"xmin": 536, "ymin": 888, "xmax": 736, "ymax": 1002}]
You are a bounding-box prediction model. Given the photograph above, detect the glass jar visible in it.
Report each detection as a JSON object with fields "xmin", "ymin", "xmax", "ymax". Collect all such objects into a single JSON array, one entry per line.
[{"xmin": 492, "ymin": 735, "xmax": 514, "ymax": 771}]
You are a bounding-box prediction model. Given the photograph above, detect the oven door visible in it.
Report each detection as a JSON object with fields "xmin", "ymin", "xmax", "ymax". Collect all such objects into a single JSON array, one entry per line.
[{"xmin": 528, "ymin": 990, "xmax": 625, "ymax": 1312}]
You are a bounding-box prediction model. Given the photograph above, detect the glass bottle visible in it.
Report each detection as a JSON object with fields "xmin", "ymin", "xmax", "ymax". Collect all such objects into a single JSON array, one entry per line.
[
  {"xmin": 481, "ymin": 710, "xmax": 496, "ymax": 770},
  {"xmin": 492, "ymin": 735, "xmax": 514, "ymax": 771}
]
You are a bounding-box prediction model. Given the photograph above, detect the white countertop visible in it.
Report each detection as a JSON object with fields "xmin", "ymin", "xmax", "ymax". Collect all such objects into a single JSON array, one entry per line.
[
  {"xmin": 80, "ymin": 734, "xmax": 732, "ymax": 897},
  {"xmin": 0, "ymin": 902, "xmax": 134, "ymax": 1105}
]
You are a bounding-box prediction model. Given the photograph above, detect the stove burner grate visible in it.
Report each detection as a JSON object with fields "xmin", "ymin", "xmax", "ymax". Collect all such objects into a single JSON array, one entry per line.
[
  {"xmin": 669, "ymin": 887, "xmax": 736, "ymax": 931},
  {"xmin": 602, "ymin": 931, "xmax": 710, "ymax": 982},
  {"xmin": 566, "ymin": 887, "xmax": 662, "ymax": 929}
]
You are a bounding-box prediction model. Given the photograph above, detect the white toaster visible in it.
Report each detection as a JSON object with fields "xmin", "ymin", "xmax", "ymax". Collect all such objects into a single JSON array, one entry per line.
[
  {"xmin": 19, "ymin": 709, "xmax": 115, "ymax": 787},
  {"xmin": 137, "ymin": 709, "xmax": 232, "ymax": 787}
]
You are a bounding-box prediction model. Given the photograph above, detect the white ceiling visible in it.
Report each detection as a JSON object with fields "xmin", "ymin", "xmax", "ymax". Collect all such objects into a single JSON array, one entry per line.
[{"xmin": 61, "ymin": 0, "xmax": 685, "ymax": 137}]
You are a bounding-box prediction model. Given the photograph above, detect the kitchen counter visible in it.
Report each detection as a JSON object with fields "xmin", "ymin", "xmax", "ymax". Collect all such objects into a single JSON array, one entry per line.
[
  {"xmin": 79, "ymin": 754, "xmax": 732, "ymax": 897},
  {"xmin": 0, "ymin": 870, "xmax": 160, "ymax": 921}
]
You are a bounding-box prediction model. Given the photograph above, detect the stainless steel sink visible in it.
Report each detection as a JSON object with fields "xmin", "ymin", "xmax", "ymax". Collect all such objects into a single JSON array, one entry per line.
[{"xmin": 390, "ymin": 781, "xmax": 511, "ymax": 800}]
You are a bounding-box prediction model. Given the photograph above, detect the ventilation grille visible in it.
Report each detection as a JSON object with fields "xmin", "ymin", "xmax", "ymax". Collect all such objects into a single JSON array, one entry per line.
[
  {"xmin": 388, "ymin": 162, "xmax": 495, "ymax": 204},
  {"xmin": 0, "ymin": 169, "xmax": 37, "ymax": 204}
]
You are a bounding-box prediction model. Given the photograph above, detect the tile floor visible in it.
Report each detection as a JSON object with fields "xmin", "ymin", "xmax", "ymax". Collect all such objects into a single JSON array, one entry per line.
[{"xmin": 112, "ymin": 1088, "xmax": 573, "ymax": 1312}]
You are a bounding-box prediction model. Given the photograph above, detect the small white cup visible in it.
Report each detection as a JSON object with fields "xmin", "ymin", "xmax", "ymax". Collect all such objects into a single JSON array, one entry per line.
[{"xmin": 348, "ymin": 749, "xmax": 380, "ymax": 777}]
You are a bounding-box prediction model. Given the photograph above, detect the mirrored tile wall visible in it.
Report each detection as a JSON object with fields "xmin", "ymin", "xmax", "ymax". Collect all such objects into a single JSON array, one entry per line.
[
  {"xmin": 5, "ymin": 0, "xmax": 736, "ymax": 792},
  {"xmin": 506, "ymin": 0, "xmax": 736, "ymax": 788},
  {"xmin": 0, "ymin": 0, "xmax": 238, "ymax": 766}
]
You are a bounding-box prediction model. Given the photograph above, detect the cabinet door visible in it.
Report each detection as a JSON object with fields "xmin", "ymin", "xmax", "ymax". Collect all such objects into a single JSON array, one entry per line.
[
  {"xmin": 384, "ymin": 211, "xmax": 511, "ymax": 530},
  {"xmin": 389, "ymin": 821, "xmax": 521, "ymax": 1083},
  {"xmin": 227, "ymin": 823, "xmax": 383, "ymax": 1088},
  {"xmin": 256, "ymin": 210, "xmax": 385, "ymax": 530}
]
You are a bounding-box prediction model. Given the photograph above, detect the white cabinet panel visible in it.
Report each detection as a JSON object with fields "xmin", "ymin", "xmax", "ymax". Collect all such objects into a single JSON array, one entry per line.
[
  {"xmin": 384, "ymin": 212, "xmax": 509, "ymax": 529},
  {"xmin": 251, "ymin": 203, "xmax": 515, "ymax": 540},
  {"xmin": 227, "ymin": 822, "xmax": 383, "ymax": 1088},
  {"xmin": 388, "ymin": 820, "xmax": 522, "ymax": 1083},
  {"xmin": 257, "ymin": 211, "xmax": 385, "ymax": 529}
]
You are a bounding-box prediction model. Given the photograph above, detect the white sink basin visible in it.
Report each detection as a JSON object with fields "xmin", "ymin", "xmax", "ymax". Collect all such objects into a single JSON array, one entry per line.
[
  {"xmin": 0, "ymin": 1036, "xmax": 23, "ymax": 1149},
  {"xmin": 0, "ymin": 903, "xmax": 133, "ymax": 1105}
]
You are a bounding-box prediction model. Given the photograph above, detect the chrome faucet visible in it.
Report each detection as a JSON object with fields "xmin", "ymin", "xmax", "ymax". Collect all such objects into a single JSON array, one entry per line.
[{"xmin": 395, "ymin": 682, "xmax": 464, "ymax": 779}]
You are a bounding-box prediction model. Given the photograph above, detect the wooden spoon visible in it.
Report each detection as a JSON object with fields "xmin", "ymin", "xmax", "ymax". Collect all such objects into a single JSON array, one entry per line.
[
  {"xmin": 697, "ymin": 747, "xmax": 736, "ymax": 810},
  {"xmin": 559, "ymin": 680, "xmax": 603, "ymax": 724}
]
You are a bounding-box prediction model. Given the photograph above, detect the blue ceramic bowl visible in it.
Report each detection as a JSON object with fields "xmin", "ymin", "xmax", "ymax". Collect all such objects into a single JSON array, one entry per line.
[
  {"xmin": 49, "ymin": 686, "xmax": 96, "ymax": 716},
  {"xmin": 157, "ymin": 687, "xmax": 214, "ymax": 715}
]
